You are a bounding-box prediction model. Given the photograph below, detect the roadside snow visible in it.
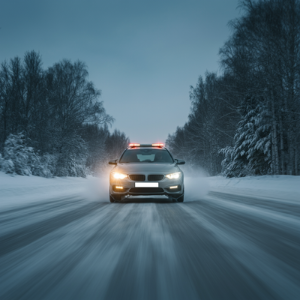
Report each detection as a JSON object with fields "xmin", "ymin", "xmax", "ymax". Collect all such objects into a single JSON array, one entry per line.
[
  {"xmin": 0, "ymin": 172, "xmax": 109, "ymax": 210},
  {"xmin": 207, "ymin": 175, "xmax": 300, "ymax": 202}
]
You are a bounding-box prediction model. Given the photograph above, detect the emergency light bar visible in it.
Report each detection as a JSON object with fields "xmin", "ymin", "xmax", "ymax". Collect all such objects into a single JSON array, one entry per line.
[{"xmin": 128, "ymin": 143, "xmax": 164, "ymax": 148}]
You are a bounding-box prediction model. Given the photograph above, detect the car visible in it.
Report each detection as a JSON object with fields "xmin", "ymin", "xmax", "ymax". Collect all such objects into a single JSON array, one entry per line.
[{"xmin": 108, "ymin": 143, "xmax": 185, "ymax": 203}]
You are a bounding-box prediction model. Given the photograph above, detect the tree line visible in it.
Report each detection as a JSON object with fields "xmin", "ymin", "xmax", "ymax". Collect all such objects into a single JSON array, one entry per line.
[
  {"xmin": 0, "ymin": 51, "xmax": 129, "ymax": 177},
  {"xmin": 167, "ymin": 0, "xmax": 300, "ymax": 176}
]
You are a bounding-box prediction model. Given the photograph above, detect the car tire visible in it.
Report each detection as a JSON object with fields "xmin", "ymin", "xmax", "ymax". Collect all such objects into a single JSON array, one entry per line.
[
  {"xmin": 177, "ymin": 194, "xmax": 184, "ymax": 202},
  {"xmin": 177, "ymin": 189, "xmax": 184, "ymax": 202},
  {"xmin": 110, "ymin": 194, "xmax": 122, "ymax": 203}
]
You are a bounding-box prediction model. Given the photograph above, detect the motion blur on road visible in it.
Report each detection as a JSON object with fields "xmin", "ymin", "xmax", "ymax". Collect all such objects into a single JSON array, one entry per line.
[{"xmin": 0, "ymin": 175, "xmax": 300, "ymax": 300}]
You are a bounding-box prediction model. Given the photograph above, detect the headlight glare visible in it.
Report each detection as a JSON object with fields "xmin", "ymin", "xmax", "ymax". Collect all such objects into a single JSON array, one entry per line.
[
  {"xmin": 166, "ymin": 172, "xmax": 181, "ymax": 179},
  {"xmin": 112, "ymin": 172, "xmax": 128, "ymax": 179}
]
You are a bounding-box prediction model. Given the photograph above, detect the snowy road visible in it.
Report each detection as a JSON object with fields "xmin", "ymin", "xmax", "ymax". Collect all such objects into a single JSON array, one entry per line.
[{"xmin": 1, "ymin": 190, "xmax": 300, "ymax": 300}]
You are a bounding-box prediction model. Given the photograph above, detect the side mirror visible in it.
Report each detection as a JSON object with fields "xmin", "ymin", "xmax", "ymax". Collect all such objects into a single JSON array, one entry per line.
[
  {"xmin": 108, "ymin": 159, "xmax": 117, "ymax": 165},
  {"xmin": 175, "ymin": 159, "xmax": 185, "ymax": 165}
]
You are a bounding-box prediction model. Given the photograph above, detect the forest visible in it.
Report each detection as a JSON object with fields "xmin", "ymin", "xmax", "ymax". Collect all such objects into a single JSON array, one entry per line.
[
  {"xmin": 0, "ymin": 52, "xmax": 129, "ymax": 177},
  {"xmin": 167, "ymin": 0, "xmax": 300, "ymax": 176}
]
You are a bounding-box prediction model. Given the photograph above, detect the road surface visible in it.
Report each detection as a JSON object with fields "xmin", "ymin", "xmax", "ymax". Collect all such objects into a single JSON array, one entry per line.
[{"xmin": 1, "ymin": 191, "xmax": 299, "ymax": 300}]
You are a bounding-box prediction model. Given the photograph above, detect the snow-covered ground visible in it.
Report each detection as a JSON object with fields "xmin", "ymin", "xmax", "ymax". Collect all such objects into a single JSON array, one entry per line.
[
  {"xmin": 0, "ymin": 172, "xmax": 109, "ymax": 210},
  {"xmin": 208, "ymin": 175, "xmax": 300, "ymax": 203},
  {"xmin": 1, "ymin": 172, "xmax": 299, "ymax": 300},
  {"xmin": 0, "ymin": 171, "xmax": 299, "ymax": 210}
]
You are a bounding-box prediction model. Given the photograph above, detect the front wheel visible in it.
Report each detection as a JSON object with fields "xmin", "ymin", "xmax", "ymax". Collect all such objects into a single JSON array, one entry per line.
[
  {"xmin": 177, "ymin": 194, "xmax": 184, "ymax": 202},
  {"xmin": 109, "ymin": 194, "xmax": 122, "ymax": 203},
  {"xmin": 176, "ymin": 188, "xmax": 184, "ymax": 202}
]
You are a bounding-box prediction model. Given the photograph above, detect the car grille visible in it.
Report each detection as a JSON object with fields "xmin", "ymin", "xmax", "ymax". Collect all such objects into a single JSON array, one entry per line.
[
  {"xmin": 129, "ymin": 174, "xmax": 145, "ymax": 181},
  {"xmin": 148, "ymin": 175, "xmax": 164, "ymax": 181},
  {"xmin": 129, "ymin": 188, "xmax": 164, "ymax": 193}
]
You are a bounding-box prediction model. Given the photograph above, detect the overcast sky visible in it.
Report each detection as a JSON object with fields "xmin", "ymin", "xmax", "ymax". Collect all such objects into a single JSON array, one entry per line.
[{"xmin": 1, "ymin": 0, "xmax": 241, "ymax": 144}]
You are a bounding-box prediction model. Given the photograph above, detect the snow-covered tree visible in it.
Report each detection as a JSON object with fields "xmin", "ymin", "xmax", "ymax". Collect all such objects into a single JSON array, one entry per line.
[
  {"xmin": 2, "ymin": 133, "xmax": 34, "ymax": 175},
  {"xmin": 0, "ymin": 51, "xmax": 129, "ymax": 177},
  {"xmin": 220, "ymin": 97, "xmax": 272, "ymax": 177},
  {"xmin": 168, "ymin": 0, "xmax": 300, "ymax": 176}
]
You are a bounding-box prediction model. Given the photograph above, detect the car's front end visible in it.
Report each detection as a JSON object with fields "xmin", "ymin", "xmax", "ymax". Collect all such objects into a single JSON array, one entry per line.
[{"xmin": 109, "ymin": 144, "xmax": 185, "ymax": 202}]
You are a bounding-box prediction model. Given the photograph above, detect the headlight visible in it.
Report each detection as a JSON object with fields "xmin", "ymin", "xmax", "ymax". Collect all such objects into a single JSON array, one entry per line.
[
  {"xmin": 166, "ymin": 172, "xmax": 181, "ymax": 179},
  {"xmin": 112, "ymin": 172, "xmax": 128, "ymax": 179}
]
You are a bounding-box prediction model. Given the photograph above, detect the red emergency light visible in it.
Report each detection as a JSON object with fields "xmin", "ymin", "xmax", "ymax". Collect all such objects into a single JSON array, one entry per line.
[
  {"xmin": 128, "ymin": 143, "xmax": 140, "ymax": 148},
  {"xmin": 128, "ymin": 143, "xmax": 164, "ymax": 148},
  {"xmin": 152, "ymin": 143, "xmax": 164, "ymax": 147}
]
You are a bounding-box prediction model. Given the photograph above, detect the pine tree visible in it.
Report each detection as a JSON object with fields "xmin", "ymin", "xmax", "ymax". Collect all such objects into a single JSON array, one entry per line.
[
  {"xmin": 2, "ymin": 133, "xmax": 34, "ymax": 175},
  {"xmin": 220, "ymin": 97, "xmax": 272, "ymax": 177}
]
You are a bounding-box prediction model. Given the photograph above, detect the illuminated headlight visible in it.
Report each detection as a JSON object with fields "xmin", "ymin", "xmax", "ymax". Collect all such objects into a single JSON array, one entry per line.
[
  {"xmin": 112, "ymin": 172, "xmax": 128, "ymax": 179},
  {"xmin": 166, "ymin": 172, "xmax": 181, "ymax": 179}
]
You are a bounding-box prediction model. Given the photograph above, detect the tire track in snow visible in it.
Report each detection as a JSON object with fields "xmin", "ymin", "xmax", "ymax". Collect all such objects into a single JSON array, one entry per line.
[
  {"xmin": 0, "ymin": 203, "xmax": 124, "ymax": 300},
  {"xmin": 157, "ymin": 203, "xmax": 280, "ymax": 300},
  {"xmin": 208, "ymin": 191, "xmax": 300, "ymax": 217},
  {"xmin": 0, "ymin": 201, "xmax": 107, "ymax": 257}
]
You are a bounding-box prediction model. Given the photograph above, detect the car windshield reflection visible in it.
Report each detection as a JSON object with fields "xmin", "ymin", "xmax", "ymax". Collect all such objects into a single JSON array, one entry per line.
[{"xmin": 119, "ymin": 149, "xmax": 174, "ymax": 163}]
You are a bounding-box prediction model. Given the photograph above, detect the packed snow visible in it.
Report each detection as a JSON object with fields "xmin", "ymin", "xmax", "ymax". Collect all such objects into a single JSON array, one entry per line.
[
  {"xmin": 208, "ymin": 175, "xmax": 300, "ymax": 203},
  {"xmin": 0, "ymin": 172, "xmax": 109, "ymax": 210}
]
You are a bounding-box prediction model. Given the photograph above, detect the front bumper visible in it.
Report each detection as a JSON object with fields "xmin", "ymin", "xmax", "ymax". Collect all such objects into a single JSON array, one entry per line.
[{"xmin": 109, "ymin": 176, "xmax": 184, "ymax": 199}]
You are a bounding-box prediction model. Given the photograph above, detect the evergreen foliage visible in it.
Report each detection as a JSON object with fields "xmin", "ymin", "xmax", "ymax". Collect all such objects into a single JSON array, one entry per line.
[
  {"xmin": 220, "ymin": 97, "xmax": 272, "ymax": 177},
  {"xmin": 2, "ymin": 133, "xmax": 37, "ymax": 176},
  {"xmin": 167, "ymin": 0, "xmax": 300, "ymax": 176},
  {"xmin": 0, "ymin": 52, "xmax": 129, "ymax": 177}
]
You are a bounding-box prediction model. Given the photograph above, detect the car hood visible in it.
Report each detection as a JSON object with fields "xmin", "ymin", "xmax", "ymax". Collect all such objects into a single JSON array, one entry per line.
[{"xmin": 113, "ymin": 163, "xmax": 180, "ymax": 174}]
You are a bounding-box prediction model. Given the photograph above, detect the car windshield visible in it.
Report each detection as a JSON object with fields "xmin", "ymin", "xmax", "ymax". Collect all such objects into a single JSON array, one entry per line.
[{"xmin": 119, "ymin": 149, "xmax": 174, "ymax": 163}]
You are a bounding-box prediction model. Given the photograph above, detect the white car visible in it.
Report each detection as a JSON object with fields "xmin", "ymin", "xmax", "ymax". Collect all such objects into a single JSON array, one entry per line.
[{"xmin": 109, "ymin": 143, "xmax": 185, "ymax": 203}]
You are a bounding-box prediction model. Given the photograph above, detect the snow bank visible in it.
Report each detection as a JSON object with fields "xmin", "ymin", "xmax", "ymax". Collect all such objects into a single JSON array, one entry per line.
[
  {"xmin": 208, "ymin": 175, "xmax": 300, "ymax": 202},
  {"xmin": 0, "ymin": 172, "xmax": 109, "ymax": 210}
]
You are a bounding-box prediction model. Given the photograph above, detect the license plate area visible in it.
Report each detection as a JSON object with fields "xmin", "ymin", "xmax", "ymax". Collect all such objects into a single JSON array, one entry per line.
[{"xmin": 135, "ymin": 182, "xmax": 158, "ymax": 187}]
